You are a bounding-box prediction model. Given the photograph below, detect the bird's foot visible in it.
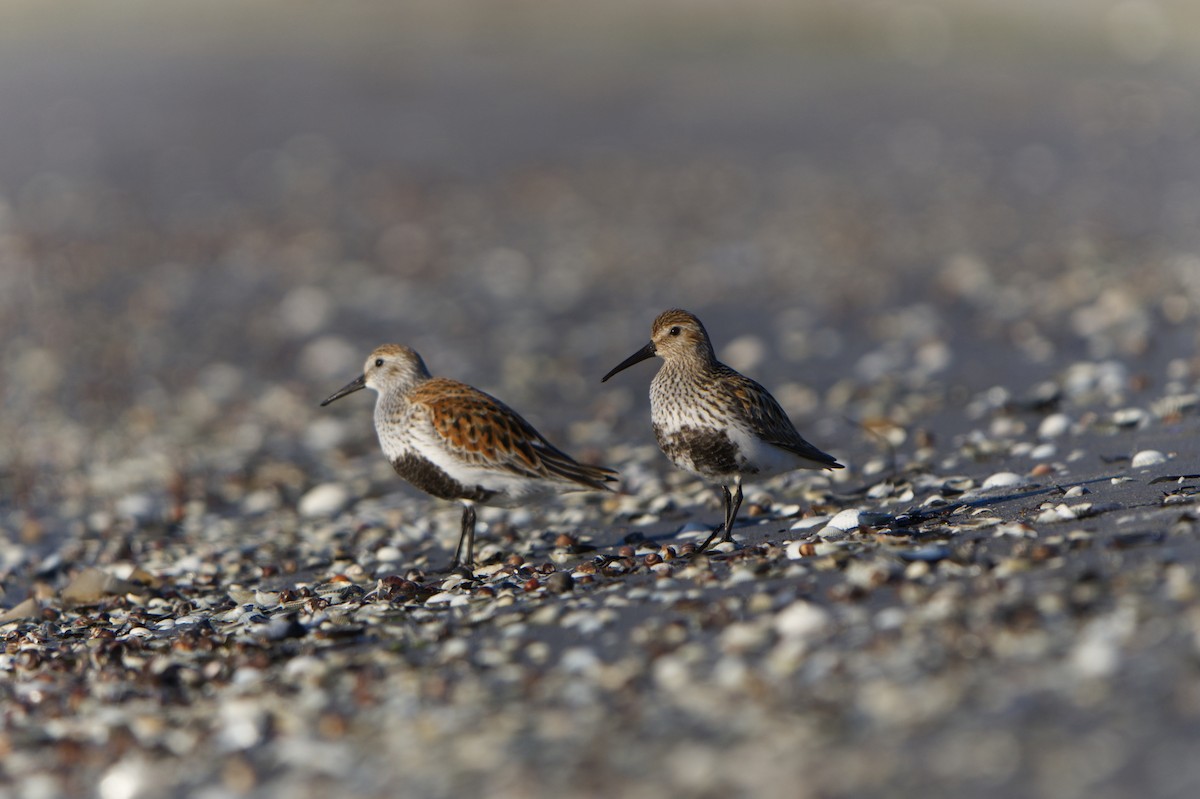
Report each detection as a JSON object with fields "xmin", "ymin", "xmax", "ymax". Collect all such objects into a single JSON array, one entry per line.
[{"xmin": 694, "ymin": 523, "xmax": 728, "ymax": 555}]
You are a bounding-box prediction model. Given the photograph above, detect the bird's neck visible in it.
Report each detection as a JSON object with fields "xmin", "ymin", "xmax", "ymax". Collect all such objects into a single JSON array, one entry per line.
[{"xmin": 375, "ymin": 375, "xmax": 426, "ymax": 416}]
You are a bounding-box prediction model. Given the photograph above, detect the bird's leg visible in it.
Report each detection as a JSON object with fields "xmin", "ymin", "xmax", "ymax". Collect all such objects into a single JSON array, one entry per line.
[
  {"xmin": 448, "ymin": 504, "xmax": 477, "ymax": 578},
  {"xmin": 696, "ymin": 485, "xmax": 733, "ymax": 553},
  {"xmin": 722, "ymin": 482, "xmax": 744, "ymax": 543}
]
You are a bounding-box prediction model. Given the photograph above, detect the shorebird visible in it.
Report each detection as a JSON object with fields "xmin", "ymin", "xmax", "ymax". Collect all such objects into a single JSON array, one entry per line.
[
  {"xmin": 602, "ymin": 309, "xmax": 843, "ymax": 553},
  {"xmin": 322, "ymin": 344, "xmax": 618, "ymax": 574}
]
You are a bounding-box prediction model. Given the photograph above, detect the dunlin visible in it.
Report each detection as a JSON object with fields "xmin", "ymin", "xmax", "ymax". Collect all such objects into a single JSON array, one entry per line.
[
  {"xmin": 322, "ymin": 344, "xmax": 618, "ymax": 573},
  {"xmin": 602, "ymin": 309, "xmax": 843, "ymax": 552}
]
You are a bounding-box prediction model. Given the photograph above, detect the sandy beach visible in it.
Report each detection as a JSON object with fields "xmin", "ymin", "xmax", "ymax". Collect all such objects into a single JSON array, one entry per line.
[{"xmin": 2, "ymin": 2, "xmax": 1200, "ymax": 797}]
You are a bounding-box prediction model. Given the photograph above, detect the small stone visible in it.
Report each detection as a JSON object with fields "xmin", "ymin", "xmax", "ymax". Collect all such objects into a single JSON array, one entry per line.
[
  {"xmin": 545, "ymin": 572, "xmax": 573, "ymax": 594},
  {"xmin": 720, "ymin": 621, "xmax": 770, "ymax": 653},
  {"xmin": 982, "ymin": 472, "xmax": 1030, "ymax": 490},
  {"xmin": 375, "ymin": 546, "xmax": 402, "ymax": 562},
  {"xmin": 1131, "ymin": 449, "xmax": 1167, "ymax": 468},
  {"xmin": 826, "ymin": 509, "xmax": 863, "ymax": 532},
  {"xmin": 1036, "ymin": 504, "xmax": 1077, "ymax": 523},
  {"xmin": 774, "ymin": 601, "xmax": 831, "ymax": 640},
  {"xmin": 1029, "ymin": 444, "xmax": 1056, "ymax": 460},
  {"xmin": 1112, "ymin": 408, "xmax": 1149, "ymax": 428},
  {"xmin": 0, "ymin": 598, "xmax": 40, "ymax": 624},
  {"xmin": 116, "ymin": 493, "xmax": 158, "ymax": 522},
  {"xmin": 1038, "ymin": 413, "xmax": 1072, "ymax": 439},
  {"xmin": 675, "ymin": 521, "xmax": 711, "ymax": 539},
  {"xmin": 941, "ymin": 476, "xmax": 975, "ymax": 493},
  {"xmin": 61, "ymin": 567, "xmax": 137, "ymax": 606},
  {"xmin": 994, "ymin": 522, "xmax": 1038, "ymax": 538},
  {"xmin": 785, "ymin": 541, "xmax": 817, "ymax": 559},
  {"xmin": 298, "ymin": 483, "xmax": 350, "ymax": 517},
  {"xmin": 1165, "ymin": 565, "xmax": 1195, "ymax": 602},
  {"xmin": 899, "ymin": 545, "xmax": 952, "ymax": 563},
  {"xmin": 242, "ymin": 489, "xmax": 280, "ymax": 514},
  {"xmin": 904, "ymin": 561, "xmax": 932, "ymax": 579}
]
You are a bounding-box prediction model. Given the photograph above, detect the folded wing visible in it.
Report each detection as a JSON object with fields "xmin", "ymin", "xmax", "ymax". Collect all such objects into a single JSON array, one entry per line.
[{"xmin": 412, "ymin": 379, "xmax": 619, "ymax": 490}]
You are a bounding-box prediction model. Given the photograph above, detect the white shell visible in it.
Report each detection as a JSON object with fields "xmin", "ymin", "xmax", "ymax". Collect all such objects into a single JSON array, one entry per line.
[{"xmin": 1131, "ymin": 449, "xmax": 1167, "ymax": 468}]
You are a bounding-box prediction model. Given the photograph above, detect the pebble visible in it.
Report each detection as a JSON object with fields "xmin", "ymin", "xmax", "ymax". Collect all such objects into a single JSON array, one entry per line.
[
  {"xmin": 375, "ymin": 546, "xmax": 403, "ymax": 562},
  {"xmin": 1038, "ymin": 413, "xmax": 1072, "ymax": 439},
  {"xmin": 720, "ymin": 621, "xmax": 771, "ymax": 654},
  {"xmin": 242, "ymin": 489, "xmax": 281, "ymax": 514},
  {"xmin": 0, "ymin": 598, "xmax": 40, "ymax": 624},
  {"xmin": 1112, "ymin": 408, "xmax": 1149, "ymax": 428},
  {"xmin": 298, "ymin": 483, "xmax": 351, "ymax": 517},
  {"xmin": 785, "ymin": 540, "xmax": 817, "ymax": 560},
  {"xmin": 898, "ymin": 545, "xmax": 952, "ymax": 563},
  {"xmin": 61, "ymin": 568, "xmax": 137, "ymax": 606},
  {"xmin": 675, "ymin": 521, "xmax": 712, "ymax": 539},
  {"xmin": 7, "ymin": 74, "xmax": 1199, "ymax": 799},
  {"xmin": 981, "ymin": 472, "xmax": 1030, "ymax": 490},
  {"xmin": 774, "ymin": 601, "xmax": 832, "ymax": 640},
  {"xmin": 994, "ymin": 522, "xmax": 1038, "ymax": 538},
  {"xmin": 115, "ymin": 493, "xmax": 158, "ymax": 522},
  {"xmin": 1130, "ymin": 450, "xmax": 1167, "ymax": 468},
  {"xmin": 826, "ymin": 509, "xmax": 864, "ymax": 532},
  {"xmin": 1056, "ymin": 501, "xmax": 1119, "ymax": 522},
  {"xmin": 1029, "ymin": 443, "xmax": 1056, "ymax": 460}
]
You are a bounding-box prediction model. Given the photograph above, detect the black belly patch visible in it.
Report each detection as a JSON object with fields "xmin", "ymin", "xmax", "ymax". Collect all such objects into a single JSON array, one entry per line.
[
  {"xmin": 392, "ymin": 453, "xmax": 497, "ymax": 503},
  {"xmin": 654, "ymin": 424, "xmax": 751, "ymax": 478}
]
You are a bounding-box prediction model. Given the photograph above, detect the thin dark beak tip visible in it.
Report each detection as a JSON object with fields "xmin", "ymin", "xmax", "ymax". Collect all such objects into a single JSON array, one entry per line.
[
  {"xmin": 601, "ymin": 341, "xmax": 656, "ymax": 383},
  {"xmin": 320, "ymin": 374, "xmax": 367, "ymax": 407}
]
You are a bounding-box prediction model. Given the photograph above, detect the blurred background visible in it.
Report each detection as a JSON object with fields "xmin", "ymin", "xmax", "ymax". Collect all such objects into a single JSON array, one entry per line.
[{"xmin": 3, "ymin": 0, "xmax": 1200, "ymax": 535}]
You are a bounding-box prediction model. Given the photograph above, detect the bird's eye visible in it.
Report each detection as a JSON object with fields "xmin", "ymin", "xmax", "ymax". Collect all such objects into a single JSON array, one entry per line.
[
  {"xmin": 669, "ymin": 326, "xmax": 682, "ymax": 336},
  {"xmin": 374, "ymin": 358, "xmax": 384, "ymax": 367}
]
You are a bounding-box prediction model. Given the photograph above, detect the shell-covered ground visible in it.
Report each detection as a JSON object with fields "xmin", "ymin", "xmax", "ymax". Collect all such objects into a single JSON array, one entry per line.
[{"xmin": 3, "ymin": 3, "xmax": 1200, "ymax": 798}]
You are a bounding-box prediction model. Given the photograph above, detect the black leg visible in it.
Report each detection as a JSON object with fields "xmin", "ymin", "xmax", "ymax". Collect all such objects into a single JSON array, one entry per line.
[
  {"xmin": 448, "ymin": 504, "xmax": 476, "ymax": 576},
  {"xmin": 723, "ymin": 483, "xmax": 743, "ymax": 543},
  {"xmin": 696, "ymin": 486, "xmax": 733, "ymax": 553}
]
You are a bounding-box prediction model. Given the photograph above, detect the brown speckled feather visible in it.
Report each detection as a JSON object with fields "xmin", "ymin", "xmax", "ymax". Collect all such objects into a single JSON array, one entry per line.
[{"xmin": 410, "ymin": 378, "xmax": 618, "ymax": 489}]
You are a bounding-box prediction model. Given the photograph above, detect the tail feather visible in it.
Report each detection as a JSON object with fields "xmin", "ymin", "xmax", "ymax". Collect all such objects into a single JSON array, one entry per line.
[
  {"xmin": 540, "ymin": 451, "xmax": 620, "ymax": 490},
  {"xmin": 772, "ymin": 438, "xmax": 844, "ymax": 470}
]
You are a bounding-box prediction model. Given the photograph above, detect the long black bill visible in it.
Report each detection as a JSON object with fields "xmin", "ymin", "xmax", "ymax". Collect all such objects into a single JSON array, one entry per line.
[
  {"xmin": 320, "ymin": 374, "xmax": 367, "ymax": 406},
  {"xmin": 601, "ymin": 341, "xmax": 657, "ymax": 382}
]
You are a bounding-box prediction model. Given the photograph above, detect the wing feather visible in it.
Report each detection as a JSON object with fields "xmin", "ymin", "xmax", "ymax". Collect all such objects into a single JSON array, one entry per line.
[
  {"xmin": 717, "ymin": 367, "xmax": 844, "ymax": 470},
  {"xmin": 410, "ymin": 379, "xmax": 618, "ymax": 489}
]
